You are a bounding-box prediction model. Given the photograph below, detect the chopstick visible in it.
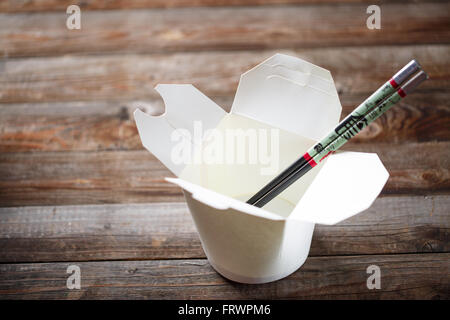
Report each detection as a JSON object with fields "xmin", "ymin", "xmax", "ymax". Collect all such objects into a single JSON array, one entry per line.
[
  {"xmin": 246, "ymin": 60, "xmax": 421, "ymax": 207},
  {"xmin": 247, "ymin": 65, "xmax": 428, "ymax": 208}
]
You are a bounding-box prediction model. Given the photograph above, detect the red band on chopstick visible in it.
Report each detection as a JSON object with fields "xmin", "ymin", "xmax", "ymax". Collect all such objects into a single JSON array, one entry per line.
[
  {"xmin": 397, "ymin": 88, "xmax": 407, "ymax": 98},
  {"xmin": 320, "ymin": 151, "xmax": 333, "ymax": 162},
  {"xmin": 389, "ymin": 78, "xmax": 399, "ymax": 89},
  {"xmin": 303, "ymin": 152, "xmax": 317, "ymax": 167}
]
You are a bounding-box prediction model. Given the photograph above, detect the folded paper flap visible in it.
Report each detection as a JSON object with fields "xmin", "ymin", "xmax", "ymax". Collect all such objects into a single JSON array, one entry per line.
[
  {"xmin": 231, "ymin": 54, "xmax": 342, "ymax": 141},
  {"xmin": 134, "ymin": 55, "xmax": 386, "ymax": 226},
  {"xmin": 134, "ymin": 84, "xmax": 226, "ymax": 176},
  {"xmin": 263, "ymin": 53, "xmax": 331, "ymax": 81},
  {"xmin": 166, "ymin": 177, "xmax": 284, "ymax": 221},
  {"xmin": 134, "ymin": 108, "xmax": 184, "ymax": 175},
  {"xmin": 290, "ymin": 151, "xmax": 389, "ymax": 225},
  {"xmin": 154, "ymin": 84, "xmax": 226, "ymax": 135}
]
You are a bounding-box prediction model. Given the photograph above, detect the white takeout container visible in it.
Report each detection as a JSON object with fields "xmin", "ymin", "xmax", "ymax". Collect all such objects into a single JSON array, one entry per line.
[{"xmin": 134, "ymin": 54, "xmax": 389, "ymax": 284}]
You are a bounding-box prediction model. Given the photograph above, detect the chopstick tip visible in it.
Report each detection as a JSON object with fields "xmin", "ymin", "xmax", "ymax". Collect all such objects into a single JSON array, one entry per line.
[
  {"xmin": 401, "ymin": 70, "xmax": 428, "ymax": 95},
  {"xmin": 411, "ymin": 59, "xmax": 422, "ymax": 70}
]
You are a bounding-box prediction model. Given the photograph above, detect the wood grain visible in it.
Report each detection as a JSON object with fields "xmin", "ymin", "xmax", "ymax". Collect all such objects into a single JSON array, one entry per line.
[
  {"xmin": 0, "ymin": 0, "xmax": 440, "ymax": 13},
  {"xmin": 344, "ymin": 142, "xmax": 450, "ymax": 195},
  {"xmin": 0, "ymin": 196, "xmax": 448, "ymax": 263},
  {"xmin": 340, "ymin": 92, "xmax": 450, "ymax": 144},
  {"xmin": 0, "ymin": 253, "xmax": 448, "ymax": 299},
  {"xmin": 0, "ymin": 101, "xmax": 148, "ymax": 152},
  {"xmin": 1, "ymin": 45, "xmax": 448, "ymax": 104},
  {"xmin": 0, "ymin": 149, "xmax": 181, "ymax": 206},
  {"xmin": 0, "ymin": 0, "xmax": 448, "ymax": 301},
  {"xmin": 1, "ymin": 91, "xmax": 448, "ymax": 152},
  {"xmin": 1, "ymin": 3, "xmax": 449, "ymax": 57},
  {"xmin": 0, "ymin": 142, "xmax": 448, "ymax": 207}
]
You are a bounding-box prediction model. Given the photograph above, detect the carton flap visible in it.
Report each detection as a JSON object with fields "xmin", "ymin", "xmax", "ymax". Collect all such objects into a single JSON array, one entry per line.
[
  {"xmin": 231, "ymin": 54, "xmax": 342, "ymax": 141},
  {"xmin": 290, "ymin": 151, "xmax": 389, "ymax": 225},
  {"xmin": 134, "ymin": 84, "xmax": 226, "ymax": 176},
  {"xmin": 166, "ymin": 177, "xmax": 284, "ymax": 221}
]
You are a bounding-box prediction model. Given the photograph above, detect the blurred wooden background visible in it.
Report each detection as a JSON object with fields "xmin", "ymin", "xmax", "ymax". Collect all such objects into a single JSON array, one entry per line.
[{"xmin": 0, "ymin": 0, "xmax": 449, "ymax": 299}]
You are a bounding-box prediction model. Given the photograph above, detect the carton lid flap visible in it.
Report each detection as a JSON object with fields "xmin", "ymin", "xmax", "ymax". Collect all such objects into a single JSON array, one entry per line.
[
  {"xmin": 290, "ymin": 151, "xmax": 389, "ymax": 225},
  {"xmin": 231, "ymin": 53, "xmax": 342, "ymax": 141},
  {"xmin": 134, "ymin": 84, "xmax": 226, "ymax": 176},
  {"xmin": 166, "ymin": 177, "xmax": 284, "ymax": 221}
]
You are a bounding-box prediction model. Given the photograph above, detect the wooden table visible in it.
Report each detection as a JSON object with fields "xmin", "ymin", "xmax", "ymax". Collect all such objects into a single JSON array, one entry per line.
[{"xmin": 0, "ymin": 0, "xmax": 449, "ymax": 299}]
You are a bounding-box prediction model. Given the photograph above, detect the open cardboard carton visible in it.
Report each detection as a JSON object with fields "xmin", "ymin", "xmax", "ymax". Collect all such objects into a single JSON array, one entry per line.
[{"xmin": 134, "ymin": 54, "xmax": 389, "ymax": 284}]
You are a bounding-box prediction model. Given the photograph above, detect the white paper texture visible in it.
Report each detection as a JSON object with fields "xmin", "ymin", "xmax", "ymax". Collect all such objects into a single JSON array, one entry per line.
[
  {"xmin": 134, "ymin": 54, "xmax": 389, "ymax": 225},
  {"xmin": 134, "ymin": 53, "xmax": 391, "ymax": 283},
  {"xmin": 291, "ymin": 151, "xmax": 389, "ymax": 225},
  {"xmin": 231, "ymin": 53, "xmax": 342, "ymax": 141},
  {"xmin": 134, "ymin": 84, "xmax": 225, "ymax": 175}
]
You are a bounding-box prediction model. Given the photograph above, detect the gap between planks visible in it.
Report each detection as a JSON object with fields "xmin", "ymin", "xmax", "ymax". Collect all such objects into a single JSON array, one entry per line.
[
  {"xmin": 0, "ymin": 195, "xmax": 448, "ymax": 263},
  {"xmin": 0, "ymin": 91, "xmax": 449, "ymax": 152},
  {"xmin": 1, "ymin": 0, "xmax": 442, "ymax": 13},
  {"xmin": 0, "ymin": 45, "xmax": 448, "ymax": 104},
  {"xmin": 1, "ymin": 3, "xmax": 449, "ymax": 57},
  {"xmin": 0, "ymin": 142, "xmax": 448, "ymax": 207}
]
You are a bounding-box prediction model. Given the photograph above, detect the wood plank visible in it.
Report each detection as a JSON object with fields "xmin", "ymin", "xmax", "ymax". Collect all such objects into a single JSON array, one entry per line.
[
  {"xmin": 0, "ymin": 196, "xmax": 447, "ymax": 263},
  {"xmin": 339, "ymin": 92, "xmax": 450, "ymax": 144},
  {"xmin": 1, "ymin": 3, "xmax": 449, "ymax": 57},
  {"xmin": 344, "ymin": 142, "xmax": 450, "ymax": 195},
  {"xmin": 0, "ymin": 253, "xmax": 448, "ymax": 299},
  {"xmin": 0, "ymin": 149, "xmax": 181, "ymax": 206},
  {"xmin": 0, "ymin": 0, "xmax": 439, "ymax": 13},
  {"xmin": 1, "ymin": 91, "xmax": 448, "ymax": 152},
  {"xmin": 0, "ymin": 142, "xmax": 448, "ymax": 207},
  {"xmin": 0, "ymin": 101, "xmax": 150, "ymax": 153},
  {"xmin": 1, "ymin": 45, "xmax": 448, "ymax": 104}
]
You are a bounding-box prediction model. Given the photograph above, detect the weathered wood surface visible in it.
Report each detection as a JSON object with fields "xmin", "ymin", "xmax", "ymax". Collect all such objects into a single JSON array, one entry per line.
[
  {"xmin": 1, "ymin": 91, "xmax": 448, "ymax": 152},
  {"xmin": 0, "ymin": 0, "xmax": 448, "ymax": 300},
  {"xmin": 0, "ymin": 142, "xmax": 448, "ymax": 207},
  {"xmin": 0, "ymin": 253, "xmax": 448, "ymax": 299},
  {"xmin": 1, "ymin": 3, "xmax": 449, "ymax": 57},
  {"xmin": 339, "ymin": 92, "xmax": 450, "ymax": 143},
  {"xmin": 0, "ymin": 0, "xmax": 441, "ymax": 13},
  {"xmin": 0, "ymin": 196, "xmax": 447, "ymax": 263},
  {"xmin": 0, "ymin": 101, "xmax": 146, "ymax": 153},
  {"xmin": 1, "ymin": 45, "xmax": 448, "ymax": 104}
]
